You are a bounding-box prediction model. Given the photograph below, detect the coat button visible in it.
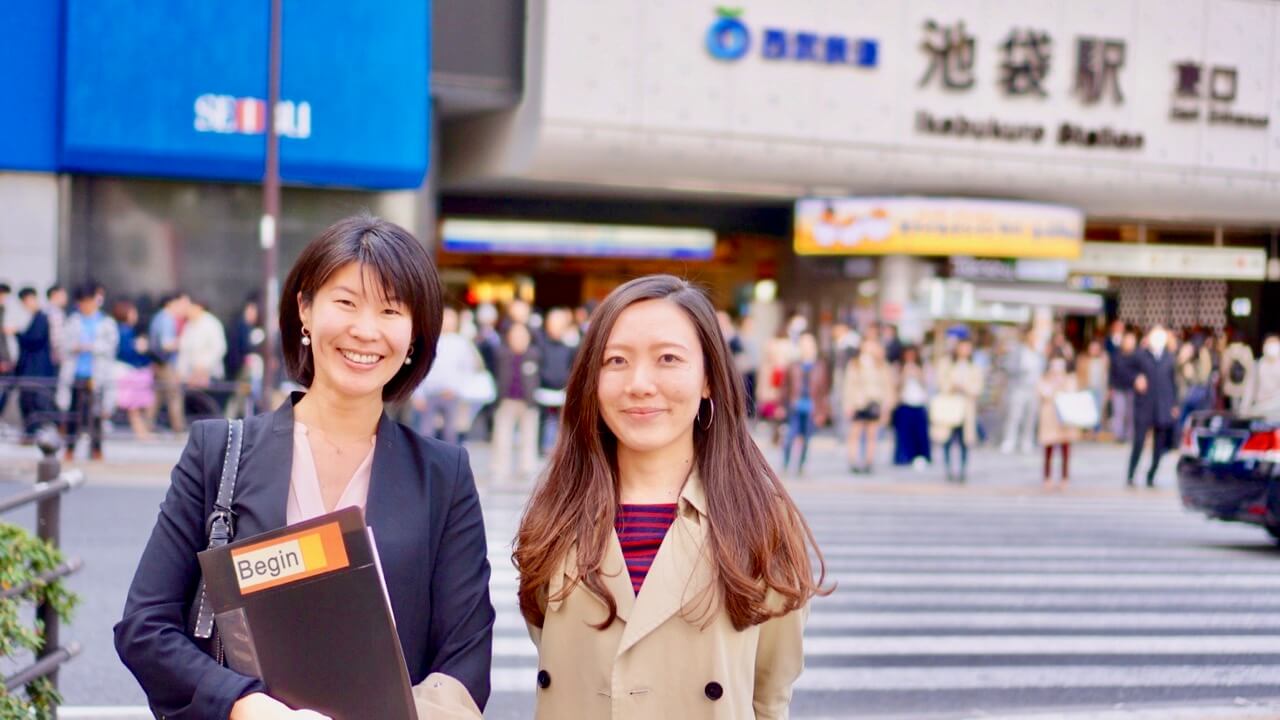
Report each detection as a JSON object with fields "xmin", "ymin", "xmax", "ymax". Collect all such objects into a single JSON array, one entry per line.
[
  {"xmin": 704, "ymin": 681, "xmax": 723, "ymax": 701},
  {"xmin": 537, "ymin": 670, "xmax": 551, "ymax": 689}
]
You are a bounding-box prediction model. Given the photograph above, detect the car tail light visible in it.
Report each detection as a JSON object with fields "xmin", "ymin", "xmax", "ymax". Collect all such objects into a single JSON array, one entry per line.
[
  {"xmin": 1237, "ymin": 429, "xmax": 1280, "ymax": 462},
  {"xmin": 1180, "ymin": 427, "xmax": 1197, "ymax": 455}
]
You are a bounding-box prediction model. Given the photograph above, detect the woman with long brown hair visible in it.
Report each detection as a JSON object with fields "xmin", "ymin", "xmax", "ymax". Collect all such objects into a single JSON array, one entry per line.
[{"xmin": 513, "ymin": 275, "xmax": 829, "ymax": 718}]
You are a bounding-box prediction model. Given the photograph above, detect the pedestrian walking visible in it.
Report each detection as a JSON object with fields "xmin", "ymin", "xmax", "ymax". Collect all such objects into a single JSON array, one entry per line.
[
  {"xmin": 176, "ymin": 296, "xmax": 227, "ymax": 388},
  {"xmin": 468, "ymin": 303, "xmax": 502, "ymax": 441},
  {"xmin": 223, "ymin": 294, "xmax": 264, "ymax": 418},
  {"xmin": 512, "ymin": 274, "xmax": 827, "ymax": 719},
  {"xmin": 0, "ymin": 283, "xmax": 13, "ymax": 418},
  {"xmin": 57, "ymin": 285, "xmax": 119, "ymax": 461},
  {"xmin": 411, "ymin": 306, "xmax": 475, "ymax": 445},
  {"xmin": 1076, "ymin": 339, "xmax": 1109, "ymax": 439},
  {"xmin": 115, "ymin": 214, "xmax": 494, "ymax": 719},
  {"xmin": 1039, "ymin": 356, "xmax": 1080, "ymax": 490},
  {"xmin": 1000, "ymin": 329, "xmax": 1044, "ymax": 454},
  {"xmin": 490, "ymin": 322, "xmax": 541, "ymax": 483},
  {"xmin": 14, "ymin": 287, "xmax": 56, "ymax": 440},
  {"xmin": 1247, "ymin": 334, "xmax": 1280, "ymax": 411},
  {"xmin": 45, "ymin": 284, "xmax": 68, "ymax": 371},
  {"xmin": 111, "ymin": 299, "xmax": 156, "ymax": 440},
  {"xmin": 1128, "ymin": 325, "xmax": 1179, "ymax": 488},
  {"xmin": 931, "ymin": 339, "xmax": 984, "ymax": 483},
  {"xmin": 736, "ymin": 314, "xmax": 760, "ymax": 417},
  {"xmin": 891, "ymin": 345, "xmax": 932, "ymax": 468},
  {"xmin": 780, "ymin": 332, "xmax": 829, "ymax": 474},
  {"xmin": 1108, "ymin": 330, "xmax": 1139, "ymax": 442},
  {"xmin": 758, "ymin": 334, "xmax": 794, "ymax": 446},
  {"xmin": 843, "ymin": 338, "xmax": 891, "ymax": 474},
  {"xmin": 537, "ymin": 307, "xmax": 577, "ymax": 453},
  {"xmin": 1176, "ymin": 336, "xmax": 1213, "ymax": 426},
  {"xmin": 148, "ymin": 292, "xmax": 189, "ymax": 432}
]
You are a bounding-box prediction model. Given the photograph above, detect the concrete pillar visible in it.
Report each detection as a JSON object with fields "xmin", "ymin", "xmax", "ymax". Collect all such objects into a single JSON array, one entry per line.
[{"xmin": 0, "ymin": 172, "xmax": 59, "ymax": 291}]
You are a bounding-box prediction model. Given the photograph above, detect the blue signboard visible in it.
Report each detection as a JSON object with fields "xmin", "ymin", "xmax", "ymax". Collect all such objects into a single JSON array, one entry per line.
[
  {"xmin": 61, "ymin": 0, "xmax": 429, "ymax": 189},
  {"xmin": 0, "ymin": 1, "xmax": 61, "ymax": 171}
]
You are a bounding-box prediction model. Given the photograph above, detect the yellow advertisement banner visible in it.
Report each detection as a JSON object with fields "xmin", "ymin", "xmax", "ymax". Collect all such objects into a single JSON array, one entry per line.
[{"xmin": 794, "ymin": 197, "xmax": 1084, "ymax": 259}]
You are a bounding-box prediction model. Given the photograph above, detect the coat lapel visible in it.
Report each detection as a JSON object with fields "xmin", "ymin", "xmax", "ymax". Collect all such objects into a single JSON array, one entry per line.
[
  {"xmin": 362, "ymin": 409, "xmax": 402, "ymax": 536},
  {"xmin": 231, "ymin": 397, "xmax": 295, "ymax": 538},
  {"xmin": 552, "ymin": 530, "xmax": 635, "ymax": 623},
  {"xmin": 615, "ymin": 470, "xmax": 716, "ymax": 657}
]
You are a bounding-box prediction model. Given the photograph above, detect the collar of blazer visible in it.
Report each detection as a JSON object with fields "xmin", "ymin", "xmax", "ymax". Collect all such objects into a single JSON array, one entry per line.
[{"xmin": 547, "ymin": 468, "xmax": 717, "ymax": 656}]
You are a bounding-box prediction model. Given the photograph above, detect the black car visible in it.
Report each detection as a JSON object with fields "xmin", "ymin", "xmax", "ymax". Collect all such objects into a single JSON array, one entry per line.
[{"xmin": 1177, "ymin": 404, "xmax": 1280, "ymax": 543}]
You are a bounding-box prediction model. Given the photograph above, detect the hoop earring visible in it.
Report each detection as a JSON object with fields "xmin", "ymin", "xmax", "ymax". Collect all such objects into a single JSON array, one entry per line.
[
  {"xmin": 697, "ymin": 397, "xmax": 715, "ymax": 430},
  {"xmin": 404, "ymin": 346, "xmax": 415, "ymax": 366},
  {"xmin": 301, "ymin": 328, "xmax": 311, "ymax": 347}
]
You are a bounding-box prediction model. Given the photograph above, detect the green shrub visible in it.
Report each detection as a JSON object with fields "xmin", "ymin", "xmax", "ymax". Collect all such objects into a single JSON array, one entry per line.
[{"xmin": 0, "ymin": 523, "xmax": 79, "ymax": 720}]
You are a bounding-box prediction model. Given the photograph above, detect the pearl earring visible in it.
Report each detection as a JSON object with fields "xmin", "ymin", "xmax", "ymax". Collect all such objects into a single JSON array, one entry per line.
[{"xmin": 301, "ymin": 328, "xmax": 311, "ymax": 346}]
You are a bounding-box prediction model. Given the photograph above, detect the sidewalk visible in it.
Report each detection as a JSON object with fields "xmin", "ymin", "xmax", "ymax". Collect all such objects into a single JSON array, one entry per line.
[{"xmin": 1, "ymin": 425, "xmax": 1183, "ymax": 498}]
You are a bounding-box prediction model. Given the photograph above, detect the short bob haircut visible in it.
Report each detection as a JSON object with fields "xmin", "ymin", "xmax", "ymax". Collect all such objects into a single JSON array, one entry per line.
[{"xmin": 279, "ymin": 214, "xmax": 442, "ymax": 404}]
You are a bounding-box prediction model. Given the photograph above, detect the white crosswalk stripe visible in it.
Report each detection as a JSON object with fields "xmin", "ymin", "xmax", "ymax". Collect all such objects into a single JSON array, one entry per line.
[{"xmin": 477, "ymin": 486, "xmax": 1280, "ymax": 718}]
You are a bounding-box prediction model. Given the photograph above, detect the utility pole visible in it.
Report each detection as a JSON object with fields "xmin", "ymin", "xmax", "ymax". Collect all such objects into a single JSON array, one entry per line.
[{"xmin": 261, "ymin": 0, "xmax": 283, "ymax": 405}]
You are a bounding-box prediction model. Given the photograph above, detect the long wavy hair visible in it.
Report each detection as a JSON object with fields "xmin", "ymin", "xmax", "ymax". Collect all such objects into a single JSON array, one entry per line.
[{"xmin": 513, "ymin": 275, "xmax": 830, "ymax": 632}]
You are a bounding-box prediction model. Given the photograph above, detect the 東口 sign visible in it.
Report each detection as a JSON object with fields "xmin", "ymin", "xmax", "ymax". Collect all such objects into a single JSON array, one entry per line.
[
  {"xmin": 705, "ymin": 7, "xmax": 878, "ymax": 68},
  {"xmin": 794, "ymin": 197, "xmax": 1084, "ymax": 259}
]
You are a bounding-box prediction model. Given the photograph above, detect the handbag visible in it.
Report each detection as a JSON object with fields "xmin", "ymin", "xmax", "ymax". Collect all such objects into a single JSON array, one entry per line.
[
  {"xmin": 928, "ymin": 393, "xmax": 967, "ymax": 429},
  {"xmin": 854, "ymin": 401, "xmax": 882, "ymax": 420},
  {"xmin": 1054, "ymin": 390, "xmax": 1100, "ymax": 429},
  {"xmin": 152, "ymin": 419, "xmax": 244, "ymax": 719},
  {"xmin": 458, "ymin": 370, "xmax": 497, "ymax": 405}
]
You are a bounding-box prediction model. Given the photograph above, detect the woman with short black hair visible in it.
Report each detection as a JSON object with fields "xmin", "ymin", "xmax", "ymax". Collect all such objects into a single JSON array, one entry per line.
[{"xmin": 116, "ymin": 214, "xmax": 494, "ymax": 719}]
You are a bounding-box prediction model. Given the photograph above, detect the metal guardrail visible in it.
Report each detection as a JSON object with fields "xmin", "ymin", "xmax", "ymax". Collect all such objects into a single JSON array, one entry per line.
[
  {"xmin": 0, "ymin": 375, "xmax": 259, "ymax": 433},
  {"xmin": 1, "ymin": 430, "xmax": 86, "ymax": 694}
]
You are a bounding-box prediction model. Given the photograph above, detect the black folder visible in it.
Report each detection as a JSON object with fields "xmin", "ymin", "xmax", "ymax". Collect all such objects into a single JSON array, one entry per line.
[{"xmin": 197, "ymin": 506, "xmax": 416, "ymax": 720}]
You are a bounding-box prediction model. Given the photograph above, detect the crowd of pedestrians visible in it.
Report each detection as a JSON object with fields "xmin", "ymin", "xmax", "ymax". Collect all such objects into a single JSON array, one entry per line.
[
  {"xmin": 0, "ymin": 282, "xmax": 257, "ymax": 459},
  {"xmin": 5, "ymin": 273, "xmax": 1280, "ymax": 491},
  {"xmin": 727, "ymin": 313, "xmax": 1280, "ymax": 489}
]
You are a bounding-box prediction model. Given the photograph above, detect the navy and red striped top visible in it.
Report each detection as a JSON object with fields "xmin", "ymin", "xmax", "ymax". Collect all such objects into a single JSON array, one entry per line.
[{"xmin": 615, "ymin": 503, "xmax": 678, "ymax": 594}]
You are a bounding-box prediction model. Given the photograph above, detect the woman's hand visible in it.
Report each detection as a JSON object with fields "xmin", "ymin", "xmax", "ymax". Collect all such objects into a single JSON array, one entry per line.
[{"xmin": 230, "ymin": 692, "xmax": 333, "ymax": 719}]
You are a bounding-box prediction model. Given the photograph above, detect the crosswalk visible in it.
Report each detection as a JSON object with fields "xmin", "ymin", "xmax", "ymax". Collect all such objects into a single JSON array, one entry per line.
[{"xmin": 476, "ymin": 486, "xmax": 1280, "ymax": 719}]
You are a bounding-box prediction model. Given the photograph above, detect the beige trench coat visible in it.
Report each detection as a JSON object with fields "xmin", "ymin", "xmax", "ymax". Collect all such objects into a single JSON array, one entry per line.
[
  {"xmin": 930, "ymin": 359, "xmax": 984, "ymax": 444},
  {"xmin": 1037, "ymin": 374, "xmax": 1081, "ymax": 446},
  {"xmin": 527, "ymin": 471, "xmax": 808, "ymax": 719}
]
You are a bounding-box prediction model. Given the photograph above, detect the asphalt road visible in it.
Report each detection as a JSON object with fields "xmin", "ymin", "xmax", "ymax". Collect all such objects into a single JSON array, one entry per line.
[{"xmin": 3, "ymin": 435, "xmax": 1280, "ymax": 719}]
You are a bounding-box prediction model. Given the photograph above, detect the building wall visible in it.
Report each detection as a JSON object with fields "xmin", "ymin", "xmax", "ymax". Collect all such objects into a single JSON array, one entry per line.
[
  {"xmin": 447, "ymin": 0, "xmax": 1280, "ymax": 223},
  {"xmin": 0, "ymin": 173, "xmax": 59, "ymax": 292}
]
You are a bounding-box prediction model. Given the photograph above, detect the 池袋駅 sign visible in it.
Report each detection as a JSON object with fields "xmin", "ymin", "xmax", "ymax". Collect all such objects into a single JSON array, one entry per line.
[{"xmin": 794, "ymin": 197, "xmax": 1083, "ymax": 259}]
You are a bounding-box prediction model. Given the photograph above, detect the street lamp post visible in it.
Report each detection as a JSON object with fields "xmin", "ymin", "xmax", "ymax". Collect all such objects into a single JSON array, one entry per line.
[{"xmin": 261, "ymin": 0, "xmax": 282, "ymax": 406}]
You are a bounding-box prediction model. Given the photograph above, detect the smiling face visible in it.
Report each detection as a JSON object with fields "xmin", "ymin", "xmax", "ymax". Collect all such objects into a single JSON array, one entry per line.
[
  {"xmin": 299, "ymin": 262, "xmax": 413, "ymax": 402},
  {"xmin": 597, "ymin": 299, "xmax": 709, "ymax": 458}
]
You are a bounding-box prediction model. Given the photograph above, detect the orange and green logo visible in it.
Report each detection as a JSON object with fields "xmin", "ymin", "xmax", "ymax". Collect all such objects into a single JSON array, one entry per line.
[{"xmin": 230, "ymin": 520, "xmax": 350, "ymax": 595}]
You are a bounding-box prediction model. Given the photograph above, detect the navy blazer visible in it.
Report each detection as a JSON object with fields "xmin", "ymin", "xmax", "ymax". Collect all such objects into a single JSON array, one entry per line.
[
  {"xmin": 1133, "ymin": 349, "xmax": 1179, "ymax": 428},
  {"xmin": 114, "ymin": 395, "xmax": 495, "ymax": 719}
]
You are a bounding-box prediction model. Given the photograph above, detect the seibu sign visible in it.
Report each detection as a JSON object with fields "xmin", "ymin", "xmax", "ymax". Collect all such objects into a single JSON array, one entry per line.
[{"xmin": 194, "ymin": 95, "xmax": 312, "ymax": 139}]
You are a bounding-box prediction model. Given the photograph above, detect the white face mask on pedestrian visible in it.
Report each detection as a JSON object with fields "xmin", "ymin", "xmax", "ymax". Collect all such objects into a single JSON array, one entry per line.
[{"xmin": 1149, "ymin": 331, "xmax": 1168, "ymax": 353}]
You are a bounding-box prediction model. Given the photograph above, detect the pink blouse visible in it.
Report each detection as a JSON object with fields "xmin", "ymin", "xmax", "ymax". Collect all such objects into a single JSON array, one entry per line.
[{"xmin": 286, "ymin": 423, "xmax": 375, "ymax": 525}]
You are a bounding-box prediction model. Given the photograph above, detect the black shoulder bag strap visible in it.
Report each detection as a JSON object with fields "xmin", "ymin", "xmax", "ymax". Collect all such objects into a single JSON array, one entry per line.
[
  {"xmin": 155, "ymin": 421, "xmax": 246, "ymax": 719},
  {"xmin": 189, "ymin": 418, "xmax": 245, "ymax": 654}
]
